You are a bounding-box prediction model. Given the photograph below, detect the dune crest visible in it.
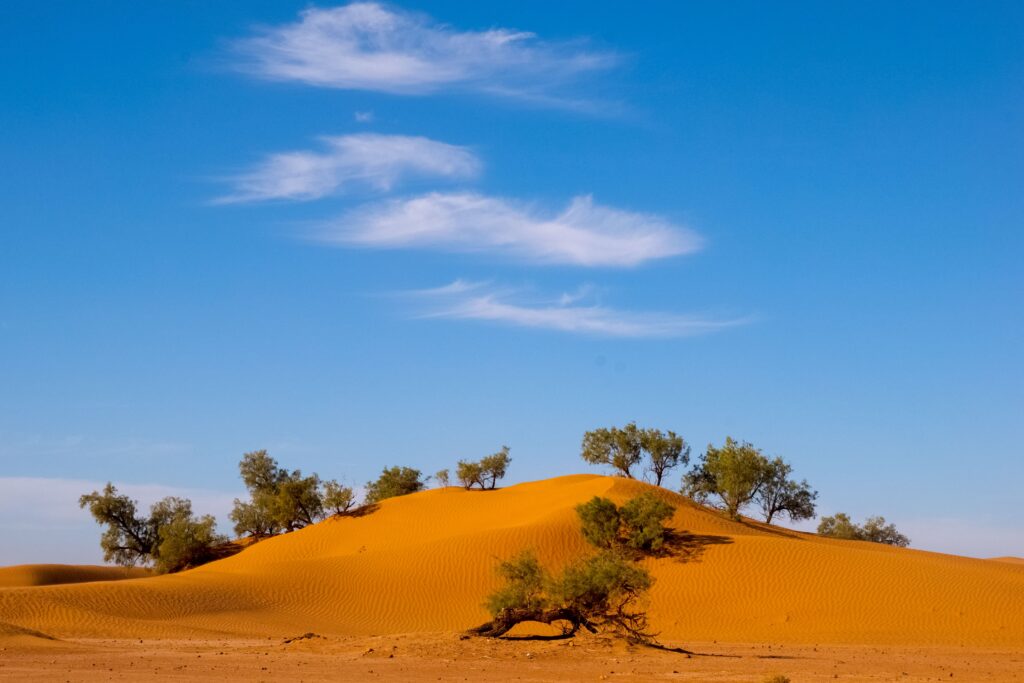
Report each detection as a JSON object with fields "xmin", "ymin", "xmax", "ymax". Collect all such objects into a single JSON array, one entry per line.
[{"xmin": 1, "ymin": 474, "xmax": 1022, "ymax": 646}]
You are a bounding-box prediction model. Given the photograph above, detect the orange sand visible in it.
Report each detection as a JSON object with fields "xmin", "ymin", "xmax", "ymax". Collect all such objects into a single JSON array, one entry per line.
[
  {"xmin": 0, "ymin": 564, "xmax": 149, "ymax": 588},
  {"xmin": 1, "ymin": 475, "xmax": 1022, "ymax": 648}
]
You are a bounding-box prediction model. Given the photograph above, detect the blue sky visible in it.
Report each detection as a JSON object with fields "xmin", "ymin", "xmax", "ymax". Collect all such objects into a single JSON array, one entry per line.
[{"xmin": 1, "ymin": 1, "xmax": 1022, "ymax": 563}]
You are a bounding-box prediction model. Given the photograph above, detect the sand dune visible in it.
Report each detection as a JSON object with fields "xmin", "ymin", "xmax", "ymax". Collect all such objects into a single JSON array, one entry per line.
[
  {"xmin": 1, "ymin": 475, "xmax": 1022, "ymax": 647},
  {"xmin": 0, "ymin": 564, "xmax": 149, "ymax": 589}
]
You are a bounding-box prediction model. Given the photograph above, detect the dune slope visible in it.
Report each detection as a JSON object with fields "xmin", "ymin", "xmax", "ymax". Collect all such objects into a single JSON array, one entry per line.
[
  {"xmin": 1, "ymin": 474, "xmax": 1022, "ymax": 646},
  {"xmin": 0, "ymin": 565, "xmax": 149, "ymax": 588}
]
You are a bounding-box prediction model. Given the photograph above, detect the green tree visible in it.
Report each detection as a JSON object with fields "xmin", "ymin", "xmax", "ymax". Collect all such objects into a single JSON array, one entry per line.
[
  {"xmin": 683, "ymin": 437, "xmax": 769, "ymax": 519},
  {"xmin": 322, "ymin": 480, "xmax": 356, "ymax": 515},
  {"xmin": 470, "ymin": 550, "xmax": 655, "ymax": 643},
  {"xmin": 229, "ymin": 497, "xmax": 278, "ymax": 539},
  {"xmin": 479, "ymin": 446, "xmax": 511, "ymax": 489},
  {"xmin": 619, "ymin": 492, "xmax": 675, "ymax": 553},
  {"xmin": 365, "ymin": 466, "xmax": 425, "ymax": 504},
  {"xmin": 641, "ymin": 429, "xmax": 689, "ymax": 486},
  {"xmin": 581, "ymin": 423, "xmax": 644, "ymax": 478},
  {"xmin": 818, "ymin": 513, "xmax": 908, "ymax": 546},
  {"xmin": 859, "ymin": 516, "xmax": 911, "ymax": 547},
  {"xmin": 79, "ymin": 484, "xmax": 155, "ymax": 567},
  {"xmin": 150, "ymin": 497, "xmax": 225, "ymax": 574},
  {"xmin": 80, "ymin": 485, "xmax": 224, "ymax": 573},
  {"xmin": 434, "ymin": 469, "xmax": 450, "ymax": 488},
  {"xmin": 576, "ymin": 496, "xmax": 621, "ymax": 549},
  {"xmin": 755, "ymin": 457, "xmax": 818, "ymax": 524},
  {"xmin": 456, "ymin": 459, "xmax": 485, "ymax": 489},
  {"xmin": 817, "ymin": 512, "xmax": 861, "ymax": 540},
  {"xmin": 271, "ymin": 471, "xmax": 324, "ymax": 531}
]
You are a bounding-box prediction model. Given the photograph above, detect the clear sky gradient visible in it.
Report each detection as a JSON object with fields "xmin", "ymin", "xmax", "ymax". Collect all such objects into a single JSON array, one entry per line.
[{"xmin": 1, "ymin": 1, "xmax": 1021, "ymax": 563}]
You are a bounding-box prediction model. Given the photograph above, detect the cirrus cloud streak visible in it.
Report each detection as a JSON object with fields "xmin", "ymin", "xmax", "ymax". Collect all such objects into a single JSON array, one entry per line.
[
  {"xmin": 407, "ymin": 280, "xmax": 748, "ymax": 338},
  {"xmin": 320, "ymin": 192, "xmax": 700, "ymax": 267},
  {"xmin": 214, "ymin": 133, "xmax": 480, "ymax": 203},
  {"xmin": 229, "ymin": 2, "xmax": 616, "ymax": 102}
]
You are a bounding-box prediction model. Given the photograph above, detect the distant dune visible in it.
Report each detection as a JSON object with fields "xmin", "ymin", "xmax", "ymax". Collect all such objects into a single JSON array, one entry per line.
[
  {"xmin": 0, "ymin": 564, "xmax": 149, "ymax": 588},
  {"xmin": 988, "ymin": 556, "xmax": 1024, "ymax": 566},
  {"xmin": 1, "ymin": 475, "xmax": 1022, "ymax": 647}
]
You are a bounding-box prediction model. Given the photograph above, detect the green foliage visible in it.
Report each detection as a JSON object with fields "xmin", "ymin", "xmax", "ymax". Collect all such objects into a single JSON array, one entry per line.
[
  {"xmin": 619, "ymin": 493, "xmax": 675, "ymax": 552},
  {"xmin": 456, "ymin": 459, "xmax": 485, "ymax": 489},
  {"xmin": 755, "ymin": 457, "xmax": 818, "ymax": 524},
  {"xmin": 482, "ymin": 549, "xmax": 655, "ymax": 643},
  {"xmin": 80, "ymin": 484, "xmax": 224, "ymax": 573},
  {"xmin": 231, "ymin": 451, "xmax": 330, "ymax": 535},
  {"xmin": 860, "ymin": 516, "xmax": 911, "ymax": 547},
  {"xmin": 576, "ymin": 497, "xmax": 621, "ymax": 549},
  {"xmin": 552, "ymin": 551, "xmax": 654, "ymax": 620},
  {"xmin": 151, "ymin": 498, "xmax": 225, "ymax": 574},
  {"xmin": 434, "ymin": 469, "xmax": 450, "ymax": 488},
  {"xmin": 576, "ymin": 494, "xmax": 675, "ymax": 554},
  {"xmin": 485, "ymin": 551, "xmax": 550, "ymax": 616},
  {"xmin": 229, "ymin": 496, "xmax": 278, "ymax": 539},
  {"xmin": 818, "ymin": 513, "xmax": 910, "ymax": 547},
  {"xmin": 641, "ymin": 429, "xmax": 690, "ymax": 486},
  {"xmin": 479, "ymin": 446, "xmax": 511, "ymax": 489},
  {"xmin": 365, "ymin": 466, "xmax": 425, "ymax": 504},
  {"xmin": 79, "ymin": 484, "xmax": 155, "ymax": 567},
  {"xmin": 817, "ymin": 512, "xmax": 861, "ymax": 539},
  {"xmin": 322, "ymin": 480, "xmax": 356, "ymax": 515},
  {"xmin": 683, "ymin": 437, "xmax": 768, "ymax": 519},
  {"xmin": 456, "ymin": 446, "xmax": 512, "ymax": 490},
  {"xmin": 580, "ymin": 423, "xmax": 644, "ymax": 478}
]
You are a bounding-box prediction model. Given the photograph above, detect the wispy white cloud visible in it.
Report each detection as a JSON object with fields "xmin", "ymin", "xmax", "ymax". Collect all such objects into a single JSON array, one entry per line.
[
  {"xmin": 354, "ymin": 110, "xmax": 374, "ymax": 123},
  {"xmin": 321, "ymin": 192, "xmax": 700, "ymax": 267},
  {"xmin": 404, "ymin": 280, "xmax": 747, "ymax": 338},
  {"xmin": 229, "ymin": 2, "xmax": 616, "ymax": 103},
  {"xmin": 214, "ymin": 133, "xmax": 480, "ymax": 203}
]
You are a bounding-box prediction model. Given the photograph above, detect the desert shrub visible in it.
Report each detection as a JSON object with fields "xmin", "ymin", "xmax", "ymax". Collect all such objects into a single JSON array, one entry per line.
[
  {"xmin": 322, "ymin": 480, "xmax": 356, "ymax": 515},
  {"xmin": 619, "ymin": 493, "xmax": 675, "ymax": 552},
  {"xmin": 80, "ymin": 485, "xmax": 225, "ymax": 573},
  {"xmin": 762, "ymin": 676, "xmax": 791, "ymax": 683},
  {"xmin": 365, "ymin": 466, "xmax": 425, "ymax": 503},
  {"xmin": 577, "ymin": 494, "xmax": 675, "ymax": 554},
  {"xmin": 484, "ymin": 551, "xmax": 548, "ymax": 616},
  {"xmin": 471, "ymin": 550, "xmax": 655, "ymax": 643},
  {"xmin": 818, "ymin": 513, "xmax": 910, "ymax": 547},
  {"xmin": 576, "ymin": 496, "xmax": 621, "ymax": 549}
]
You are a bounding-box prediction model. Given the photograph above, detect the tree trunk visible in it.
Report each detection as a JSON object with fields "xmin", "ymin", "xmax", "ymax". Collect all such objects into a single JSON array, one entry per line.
[{"xmin": 466, "ymin": 608, "xmax": 596, "ymax": 638}]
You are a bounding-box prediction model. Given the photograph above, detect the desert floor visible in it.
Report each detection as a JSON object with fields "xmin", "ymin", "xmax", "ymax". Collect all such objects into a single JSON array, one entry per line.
[{"xmin": 2, "ymin": 632, "xmax": 1023, "ymax": 682}]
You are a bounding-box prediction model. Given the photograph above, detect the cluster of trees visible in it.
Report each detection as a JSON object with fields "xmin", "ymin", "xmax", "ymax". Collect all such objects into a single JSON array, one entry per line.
[
  {"xmin": 452, "ymin": 446, "xmax": 511, "ymax": 489},
  {"xmin": 580, "ymin": 423, "xmax": 689, "ymax": 485},
  {"xmin": 229, "ymin": 450, "xmax": 355, "ymax": 539},
  {"xmin": 682, "ymin": 437, "xmax": 818, "ymax": 523},
  {"xmin": 817, "ymin": 513, "xmax": 910, "ymax": 547},
  {"xmin": 470, "ymin": 492, "xmax": 674, "ymax": 643},
  {"xmin": 79, "ymin": 484, "xmax": 226, "ymax": 573},
  {"xmin": 580, "ymin": 425, "xmax": 909, "ymax": 547}
]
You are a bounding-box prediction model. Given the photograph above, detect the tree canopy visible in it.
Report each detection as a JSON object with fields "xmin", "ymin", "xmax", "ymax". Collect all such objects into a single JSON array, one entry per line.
[
  {"xmin": 819, "ymin": 513, "xmax": 910, "ymax": 547},
  {"xmin": 581, "ymin": 424, "xmax": 689, "ymax": 484},
  {"xmin": 365, "ymin": 466, "xmax": 425, "ymax": 504},
  {"xmin": 80, "ymin": 484, "xmax": 226, "ymax": 573},
  {"xmin": 456, "ymin": 446, "xmax": 511, "ymax": 489},
  {"xmin": 576, "ymin": 493, "xmax": 675, "ymax": 554}
]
